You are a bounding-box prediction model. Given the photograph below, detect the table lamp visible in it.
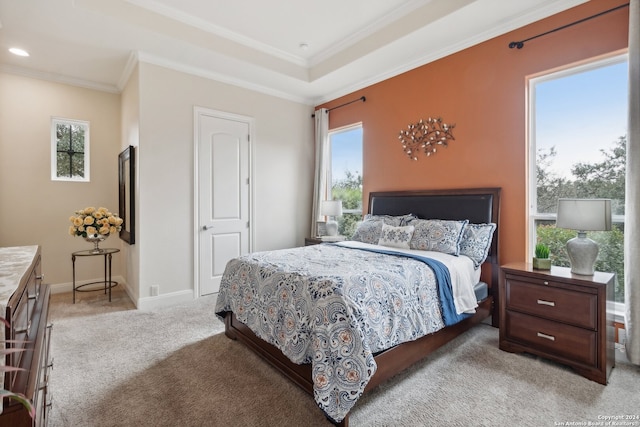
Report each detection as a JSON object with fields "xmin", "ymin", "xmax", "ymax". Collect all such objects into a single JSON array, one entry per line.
[
  {"xmin": 321, "ymin": 200, "xmax": 343, "ymax": 236},
  {"xmin": 555, "ymin": 198, "xmax": 612, "ymax": 275}
]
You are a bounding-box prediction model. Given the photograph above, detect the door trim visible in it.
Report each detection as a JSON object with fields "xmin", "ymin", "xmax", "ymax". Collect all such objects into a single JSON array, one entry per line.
[{"xmin": 193, "ymin": 106, "xmax": 254, "ymax": 298}]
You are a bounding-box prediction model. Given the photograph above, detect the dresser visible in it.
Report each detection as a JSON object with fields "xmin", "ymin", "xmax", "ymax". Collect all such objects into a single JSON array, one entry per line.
[
  {"xmin": 1, "ymin": 246, "xmax": 52, "ymax": 426},
  {"xmin": 499, "ymin": 262, "xmax": 614, "ymax": 385}
]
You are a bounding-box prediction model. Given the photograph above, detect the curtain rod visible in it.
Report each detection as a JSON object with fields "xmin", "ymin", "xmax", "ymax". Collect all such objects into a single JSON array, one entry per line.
[
  {"xmin": 508, "ymin": 2, "xmax": 629, "ymax": 49},
  {"xmin": 311, "ymin": 96, "xmax": 366, "ymax": 118}
]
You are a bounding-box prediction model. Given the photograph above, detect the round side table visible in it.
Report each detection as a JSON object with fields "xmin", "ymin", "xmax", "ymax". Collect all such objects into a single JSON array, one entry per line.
[{"xmin": 71, "ymin": 248, "xmax": 120, "ymax": 303}]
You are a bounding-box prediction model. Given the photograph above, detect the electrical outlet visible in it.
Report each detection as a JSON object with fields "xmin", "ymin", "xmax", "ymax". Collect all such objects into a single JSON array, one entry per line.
[{"xmin": 151, "ymin": 285, "xmax": 159, "ymax": 296}]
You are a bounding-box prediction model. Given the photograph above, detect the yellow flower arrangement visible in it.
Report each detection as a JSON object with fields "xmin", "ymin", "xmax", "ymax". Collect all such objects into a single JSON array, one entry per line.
[{"xmin": 69, "ymin": 207, "xmax": 123, "ymax": 238}]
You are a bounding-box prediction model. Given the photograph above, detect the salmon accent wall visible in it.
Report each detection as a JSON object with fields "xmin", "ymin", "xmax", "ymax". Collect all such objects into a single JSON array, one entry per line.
[{"xmin": 318, "ymin": 0, "xmax": 629, "ymax": 266}]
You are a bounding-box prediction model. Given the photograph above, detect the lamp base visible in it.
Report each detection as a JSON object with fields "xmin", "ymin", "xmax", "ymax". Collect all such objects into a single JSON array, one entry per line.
[
  {"xmin": 325, "ymin": 220, "xmax": 338, "ymax": 236},
  {"xmin": 566, "ymin": 232, "xmax": 598, "ymax": 275}
]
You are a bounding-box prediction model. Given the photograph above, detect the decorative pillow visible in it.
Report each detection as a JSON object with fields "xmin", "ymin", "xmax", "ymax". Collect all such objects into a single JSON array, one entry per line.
[
  {"xmin": 408, "ymin": 218, "xmax": 468, "ymax": 255},
  {"xmin": 378, "ymin": 224, "xmax": 415, "ymax": 249},
  {"xmin": 351, "ymin": 218, "xmax": 384, "ymax": 244},
  {"xmin": 459, "ymin": 223, "xmax": 497, "ymax": 269},
  {"xmin": 352, "ymin": 214, "xmax": 417, "ymax": 244},
  {"xmin": 363, "ymin": 213, "xmax": 416, "ymax": 226}
]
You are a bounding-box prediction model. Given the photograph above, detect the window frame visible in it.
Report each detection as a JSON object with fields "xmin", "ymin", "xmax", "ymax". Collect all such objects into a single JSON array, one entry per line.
[
  {"xmin": 328, "ymin": 123, "xmax": 364, "ymax": 237},
  {"xmin": 51, "ymin": 117, "xmax": 90, "ymax": 182},
  {"xmin": 528, "ymin": 52, "xmax": 628, "ymax": 254},
  {"xmin": 527, "ymin": 52, "xmax": 628, "ymax": 316}
]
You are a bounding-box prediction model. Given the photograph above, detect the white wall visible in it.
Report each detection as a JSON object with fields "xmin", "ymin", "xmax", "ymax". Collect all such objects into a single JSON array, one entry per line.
[
  {"xmin": 120, "ymin": 65, "xmax": 141, "ymax": 302},
  {"xmin": 0, "ymin": 72, "xmax": 122, "ymax": 287},
  {"xmin": 0, "ymin": 65, "xmax": 314, "ymax": 306},
  {"xmin": 135, "ymin": 62, "xmax": 314, "ymax": 305}
]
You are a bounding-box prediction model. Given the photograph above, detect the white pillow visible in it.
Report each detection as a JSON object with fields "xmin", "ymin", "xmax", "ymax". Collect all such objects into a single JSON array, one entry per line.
[{"xmin": 378, "ymin": 224, "xmax": 415, "ymax": 249}]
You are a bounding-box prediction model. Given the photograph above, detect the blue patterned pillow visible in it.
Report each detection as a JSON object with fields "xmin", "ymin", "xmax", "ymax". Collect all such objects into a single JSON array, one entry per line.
[
  {"xmin": 378, "ymin": 224, "xmax": 415, "ymax": 249},
  {"xmin": 408, "ymin": 218, "xmax": 468, "ymax": 255},
  {"xmin": 459, "ymin": 223, "xmax": 497, "ymax": 268},
  {"xmin": 351, "ymin": 218, "xmax": 384, "ymax": 244},
  {"xmin": 352, "ymin": 214, "xmax": 417, "ymax": 244}
]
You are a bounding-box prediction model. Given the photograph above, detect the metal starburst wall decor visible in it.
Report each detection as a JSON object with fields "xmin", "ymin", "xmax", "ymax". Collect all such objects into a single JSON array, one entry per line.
[{"xmin": 398, "ymin": 117, "xmax": 455, "ymax": 161}]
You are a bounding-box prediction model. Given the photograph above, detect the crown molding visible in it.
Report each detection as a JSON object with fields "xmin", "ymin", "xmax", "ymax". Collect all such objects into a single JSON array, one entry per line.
[
  {"xmin": 0, "ymin": 64, "xmax": 120, "ymax": 93},
  {"xmin": 312, "ymin": 0, "xmax": 588, "ymax": 105},
  {"xmin": 117, "ymin": 51, "xmax": 140, "ymax": 91},
  {"xmin": 135, "ymin": 51, "xmax": 314, "ymax": 105},
  {"xmin": 309, "ymin": 0, "xmax": 432, "ymax": 67},
  {"xmin": 125, "ymin": 0, "xmax": 309, "ymax": 67}
]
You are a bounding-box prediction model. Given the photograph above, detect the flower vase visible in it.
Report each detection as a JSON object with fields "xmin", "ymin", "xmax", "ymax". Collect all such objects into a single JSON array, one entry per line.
[{"xmin": 85, "ymin": 234, "xmax": 107, "ymax": 254}]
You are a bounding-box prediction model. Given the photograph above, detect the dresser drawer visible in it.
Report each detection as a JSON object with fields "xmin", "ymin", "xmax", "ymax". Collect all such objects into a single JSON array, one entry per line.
[
  {"xmin": 505, "ymin": 311, "xmax": 597, "ymax": 366},
  {"xmin": 505, "ymin": 277, "xmax": 597, "ymax": 329},
  {"xmin": 7, "ymin": 288, "xmax": 30, "ymax": 386},
  {"xmin": 1, "ymin": 246, "xmax": 52, "ymax": 427}
]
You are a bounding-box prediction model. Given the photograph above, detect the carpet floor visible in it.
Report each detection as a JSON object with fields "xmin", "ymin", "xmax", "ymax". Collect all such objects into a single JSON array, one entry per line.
[{"xmin": 47, "ymin": 288, "xmax": 640, "ymax": 427}]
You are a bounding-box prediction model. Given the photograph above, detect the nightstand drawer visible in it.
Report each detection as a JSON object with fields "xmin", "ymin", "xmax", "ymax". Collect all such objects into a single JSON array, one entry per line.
[
  {"xmin": 505, "ymin": 278, "xmax": 597, "ymax": 329},
  {"xmin": 505, "ymin": 311, "xmax": 597, "ymax": 366}
]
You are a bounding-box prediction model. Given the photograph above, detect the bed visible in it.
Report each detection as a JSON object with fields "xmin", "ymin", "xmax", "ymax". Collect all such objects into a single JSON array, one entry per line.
[{"xmin": 215, "ymin": 188, "xmax": 500, "ymax": 426}]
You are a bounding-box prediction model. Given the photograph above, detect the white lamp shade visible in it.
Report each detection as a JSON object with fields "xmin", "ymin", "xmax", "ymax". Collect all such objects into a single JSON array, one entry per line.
[
  {"xmin": 321, "ymin": 200, "xmax": 343, "ymax": 217},
  {"xmin": 556, "ymin": 198, "xmax": 612, "ymax": 232}
]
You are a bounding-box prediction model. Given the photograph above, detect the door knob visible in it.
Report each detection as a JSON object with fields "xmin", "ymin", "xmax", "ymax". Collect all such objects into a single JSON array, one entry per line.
[{"xmin": 202, "ymin": 225, "xmax": 214, "ymax": 231}]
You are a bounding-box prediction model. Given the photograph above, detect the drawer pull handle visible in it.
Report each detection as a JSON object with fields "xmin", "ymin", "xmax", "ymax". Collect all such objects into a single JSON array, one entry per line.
[
  {"xmin": 537, "ymin": 332, "xmax": 556, "ymax": 341},
  {"xmin": 543, "ymin": 281, "xmax": 549, "ymax": 285},
  {"xmin": 36, "ymin": 274, "xmax": 45, "ymax": 281},
  {"xmin": 28, "ymin": 294, "xmax": 37, "ymax": 300},
  {"xmin": 537, "ymin": 299, "xmax": 555, "ymax": 307}
]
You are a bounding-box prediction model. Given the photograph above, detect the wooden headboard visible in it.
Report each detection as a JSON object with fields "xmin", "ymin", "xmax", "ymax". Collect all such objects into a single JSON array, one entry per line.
[
  {"xmin": 368, "ymin": 187, "xmax": 500, "ymax": 264},
  {"xmin": 368, "ymin": 187, "xmax": 501, "ymax": 318}
]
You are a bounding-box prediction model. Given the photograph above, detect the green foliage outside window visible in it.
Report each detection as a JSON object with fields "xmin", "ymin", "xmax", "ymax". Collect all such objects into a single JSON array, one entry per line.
[
  {"xmin": 536, "ymin": 137, "xmax": 626, "ymax": 302},
  {"xmin": 55, "ymin": 122, "xmax": 87, "ymax": 179},
  {"xmin": 536, "ymin": 223, "xmax": 625, "ymax": 301},
  {"xmin": 332, "ymin": 170, "xmax": 362, "ymax": 239}
]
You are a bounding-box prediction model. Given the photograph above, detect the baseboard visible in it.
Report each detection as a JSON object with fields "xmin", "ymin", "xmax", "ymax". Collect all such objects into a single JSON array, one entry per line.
[
  {"xmin": 137, "ymin": 289, "xmax": 195, "ymax": 310},
  {"xmin": 48, "ymin": 278, "xmax": 195, "ymax": 310}
]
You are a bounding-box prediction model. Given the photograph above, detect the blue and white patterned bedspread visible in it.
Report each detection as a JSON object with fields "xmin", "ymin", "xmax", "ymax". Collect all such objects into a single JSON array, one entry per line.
[{"xmin": 214, "ymin": 242, "xmax": 477, "ymax": 423}]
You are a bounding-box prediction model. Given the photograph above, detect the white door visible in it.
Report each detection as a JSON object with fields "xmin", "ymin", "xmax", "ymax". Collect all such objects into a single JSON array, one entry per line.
[{"xmin": 196, "ymin": 109, "xmax": 251, "ymax": 296}]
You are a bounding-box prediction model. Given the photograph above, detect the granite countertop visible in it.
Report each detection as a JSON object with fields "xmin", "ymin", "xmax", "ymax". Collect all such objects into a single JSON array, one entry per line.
[
  {"xmin": 0, "ymin": 245, "xmax": 39, "ymax": 389},
  {"xmin": 0, "ymin": 245, "xmax": 40, "ymax": 313}
]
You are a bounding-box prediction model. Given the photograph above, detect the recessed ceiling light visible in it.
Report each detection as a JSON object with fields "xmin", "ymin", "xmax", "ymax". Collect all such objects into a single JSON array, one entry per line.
[
  {"xmin": 299, "ymin": 43, "xmax": 309, "ymax": 51},
  {"xmin": 9, "ymin": 48, "xmax": 30, "ymax": 57}
]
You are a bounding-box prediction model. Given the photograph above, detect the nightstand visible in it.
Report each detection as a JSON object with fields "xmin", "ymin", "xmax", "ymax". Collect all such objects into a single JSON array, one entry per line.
[
  {"xmin": 305, "ymin": 236, "xmax": 347, "ymax": 245},
  {"xmin": 304, "ymin": 237, "xmax": 323, "ymax": 246},
  {"xmin": 499, "ymin": 262, "xmax": 614, "ymax": 385}
]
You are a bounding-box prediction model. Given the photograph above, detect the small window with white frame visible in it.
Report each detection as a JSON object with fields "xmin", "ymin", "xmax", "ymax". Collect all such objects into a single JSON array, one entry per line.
[{"xmin": 51, "ymin": 117, "xmax": 90, "ymax": 181}]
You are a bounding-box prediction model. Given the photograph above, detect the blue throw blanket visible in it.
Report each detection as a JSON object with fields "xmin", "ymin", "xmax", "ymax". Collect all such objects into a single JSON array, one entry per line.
[{"xmin": 336, "ymin": 245, "xmax": 472, "ymax": 326}]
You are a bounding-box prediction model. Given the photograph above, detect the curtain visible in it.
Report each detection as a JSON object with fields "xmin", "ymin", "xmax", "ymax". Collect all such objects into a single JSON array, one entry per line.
[
  {"xmin": 625, "ymin": 0, "xmax": 640, "ymax": 365},
  {"xmin": 311, "ymin": 108, "xmax": 330, "ymax": 237}
]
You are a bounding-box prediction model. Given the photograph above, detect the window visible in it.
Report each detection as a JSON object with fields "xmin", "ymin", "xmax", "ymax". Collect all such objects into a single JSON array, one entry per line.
[
  {"xmin": 329, "ymin": 124, "xmax": 363, "ymax": 238},
  {"xmin": 529, "ymin": 54, "xmax": 628, "ymax": 303},
  {"xmin": 51, "ymin": 117, "xmax": 90, "ymax": 181}
]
